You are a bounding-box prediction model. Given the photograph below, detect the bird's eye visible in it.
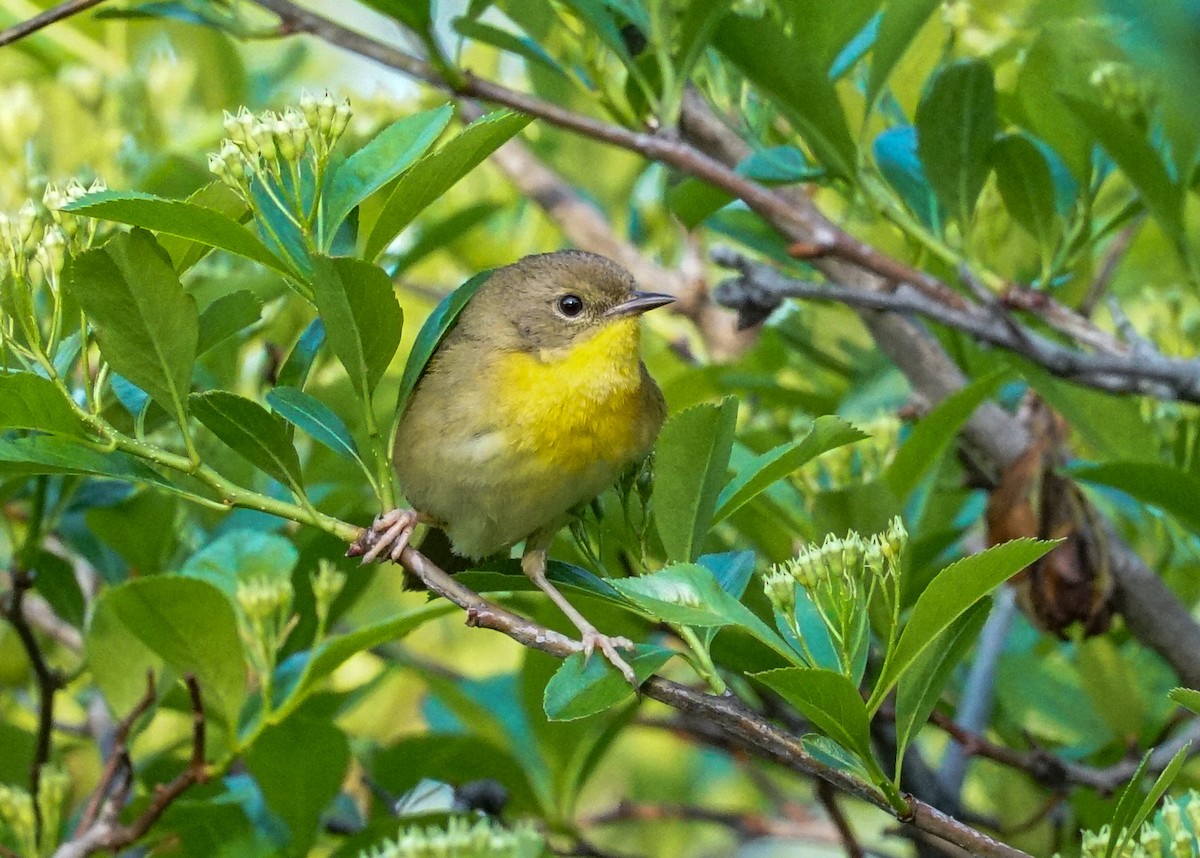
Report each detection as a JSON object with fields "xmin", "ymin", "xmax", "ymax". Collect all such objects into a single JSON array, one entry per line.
[{"xmin": 557, "ymin": 294, "xmax": 584, "ymax": 317}]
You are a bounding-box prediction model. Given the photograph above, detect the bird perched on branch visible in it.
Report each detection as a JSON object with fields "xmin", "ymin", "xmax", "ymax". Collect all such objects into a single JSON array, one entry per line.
[{"xmin": 348, "ymin": 250, "xmax": 673, "ymax": 682}]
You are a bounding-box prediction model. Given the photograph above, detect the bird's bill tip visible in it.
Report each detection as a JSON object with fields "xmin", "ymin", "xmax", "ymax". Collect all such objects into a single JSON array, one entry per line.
[{"xmin": 605, "ymin": 291, "xmax": 675, "ymax": 318}]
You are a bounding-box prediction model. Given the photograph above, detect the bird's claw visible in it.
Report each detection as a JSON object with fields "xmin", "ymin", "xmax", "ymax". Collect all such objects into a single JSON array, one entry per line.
[
  {"xmin": 581, "ymin": 630, "xmax": 638, "ymax": 686},
  {"xmin": 346, "ymin": 509, "xmax": 420, "ymax": 564}
]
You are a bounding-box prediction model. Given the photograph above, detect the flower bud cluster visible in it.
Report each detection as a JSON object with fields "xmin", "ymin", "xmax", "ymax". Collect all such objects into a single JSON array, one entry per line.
[
  {"xmin": 1089, "ymin": 61, "xmax": 1151, "ymax": 124},
  {"xmin": 359, "ymin": 817, "xmax": 544, "ymax": 858},
  {"xmin": 0, "ymin": 179, "xmax": 105, "ymax": 292},
  {"xmin": 763, "ymin": 517, "xmax": 907, "ymax": 618},
  {"xmin": 237, "ymin": 572, "xmax": 296, "ymax": 688},
  {"xmin": 1071, "ymin": 791, "xmax": 1200, "ymax": 858},
  {"xmin": 0, "ymin": 783, "xmax": 36, "ymax": 857},
  {"xmin": 208, "ymin": 95, "xmax": 351, "ymax": 194}
]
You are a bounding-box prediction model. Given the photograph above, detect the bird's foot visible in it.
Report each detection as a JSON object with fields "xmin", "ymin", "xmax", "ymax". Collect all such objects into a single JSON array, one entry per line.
[
  {"xmin": 346, "ymin": 508, "xmax": 422, "ymax": 564},
  {"xmin": 580, "ymin": 628, "xmax": 637, "ymax": 686}
]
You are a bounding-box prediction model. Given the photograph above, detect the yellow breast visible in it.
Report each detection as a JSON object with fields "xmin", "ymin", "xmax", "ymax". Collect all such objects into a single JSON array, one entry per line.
[{"xmin": 492, "ymin": 319, "xmax": 647, "ymax": 473}]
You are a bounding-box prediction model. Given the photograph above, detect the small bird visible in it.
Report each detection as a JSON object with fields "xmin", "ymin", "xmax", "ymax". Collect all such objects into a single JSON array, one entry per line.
[{"xmin": 350, "ymin": 250, "xmax": 673, "ymax": 682}]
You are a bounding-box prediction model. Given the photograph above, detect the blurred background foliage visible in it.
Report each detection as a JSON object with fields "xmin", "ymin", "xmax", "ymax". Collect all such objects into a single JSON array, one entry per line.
[{"xmin": 4, "ymin": 0, "xmax": 1200, "ymax": 856}]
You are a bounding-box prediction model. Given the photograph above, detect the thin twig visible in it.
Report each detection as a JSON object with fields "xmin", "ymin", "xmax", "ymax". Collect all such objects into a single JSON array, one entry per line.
[
  {"xmin": 1, "ymin": 569, "xmax": 64, "ymax": 842},
  {"xmin": 584, "ymin": 799, "xmax": 842, "ymax": 843},
  {"xmin": 1080, "ymin": 216, "xmax": 1146, "ymax": 317},
  {"xmin": 53, "ymin": 675, "xmax": 207, "ymax": 858},
  {"xmin": 817, "ymin": 781, "xmax": 866, "ymax": 858},
  {"xmin": 76, "ymin": 672, "xmax": 157, "ymax": 833},
  {"xmin": 0, "ymin": 0, "xmax": 111, "ymax": 48}
]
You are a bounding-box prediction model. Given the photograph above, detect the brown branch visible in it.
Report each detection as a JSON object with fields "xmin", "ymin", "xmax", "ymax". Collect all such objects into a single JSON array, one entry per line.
[
  {"xmin": 397, "ymin": 546, "xmax": 1031, "ymax": 858},
  {"xmin": 53, "ymin": 675, "xmax": 207, "ymax": 858},
  {"xmin": 817, "ymin": 780, "xmax": 866, "ymax": 858},
  {"xmin": 0, "ymin": 0, "xmax": 110, "ymax": 48},
  {"xmin": 76, "ymin": 673, "xmax": 157, "ymax": 833},
  {"xmin": 1, "ymin": 569, "xmax": 65, "ymax": 842}
]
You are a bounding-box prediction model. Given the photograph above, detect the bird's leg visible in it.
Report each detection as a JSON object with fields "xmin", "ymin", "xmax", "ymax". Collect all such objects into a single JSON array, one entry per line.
[
  {"xmin": 520, "ymin": 545, "xmax": 638, "ymax": 685},
  {"xmin": 347, "ymin": 508, "xmax": 436, "ymax": 563}
]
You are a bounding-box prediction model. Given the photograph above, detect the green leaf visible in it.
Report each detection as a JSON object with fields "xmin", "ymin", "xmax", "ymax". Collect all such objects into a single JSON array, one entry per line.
[
  {"xmin": 363, "ymin": 110, "xmax": 533, "ymax": 261},
  {"xmin": 66, "ymin": 229, "xmax": 198, "ymax": 431},
  {"xmin": 244, "ymin": 715, "xmax": 349, "ymax": 853},
  {"xmin": 714, "ymin": 415, "xmax": 865, "ymax": 524},
  {"xmin": 653, "ymin": 397, "xmax": 738, "ymax": 562},
  {"xmin": 276, "ymin": 318, "xmax": 325, "ymax": 390},
  {"xmin": 916, "ymin": 59, "xmax": 997, "ymax": 226},
  {"xmin": 867, "ymin": 0, "xmax": 942, "ymax": 105},
  {"xmin": 395, "ymin": 271, "xmax": 491, "ymax": 416},
  {"xmin": 1062, "ymin": 94, "xmax": 1185, "ymax": 245},
  {"xmin": 870, "ymin": 538, "xmax": 1056, "ymax": 710},
  {"xmin": 544, "ymin": 644, "xmax": 674, "ymax": 721},
  {"xmin": 611, "ymin": 563, "xmax": 794, "ymax": 660},
  {"xmin": 0, "ymin": 435, "xmax": 176, "ymax": 490},
  {"xmin": 310, "ymin": 256, "xmax": 403, "ymax": 398},
  {"xmin": 323, "ymin": 105, "xmax": 454, "ymax": 237},
  {"xmin": 190, "ymin": 390, "xmax": 304, "ymax": 491},
  {"xmin": 675, "ymin": 0, "xmax": 731, "ymax": 84},
  {"xmin": 156, "ymin": 181, "xmax": 251, "ymax": 273},
  {"xmin": 992, "ymin": 133, "xmax": 1059, "ymax": 251},
  {"xmin": 885, "ymin": 369, "xmax": 1007, "ymax": 498},
  {"xmin": 1077, "ymin": 635, "xmax": 1146, "ymax": 741},
  {"xmin": 1070, "ymin": 461, "xmax": 1200, "ymax": 536},
  {"xmin": 713, "ymin": 12, "xmax": 856, "ymax": 180},
  {"xmin": 754, "ymin": 667, "xmax": 878, "ymax": 773},
  {"xmin": 63, "ymin": 190, "xmax": 290, "ymax": 276},
  {"xmin": 1169, "ymin": 687, "xmax": 1200, "ymax": 716},
  {"xmin": 197, "ymin": 290, "xmax": 262, "ymax": 354},
  {"xmin": 288, "ymin": 602, "xmax": 457, "ymax": 702},
  {"xmin": 1107, "ymin": 742, "xmax": 1192, "ymax": 858},
  {"xmin": 0, "ymin": 373, "xmax": 86, "ymax": 437},
  {"xmin": 266, "ymin": 386, "xmax": 360, "ymax": 463},
  {"xmin": 894, "ymin": 599, "xmax": 989, "ymax": 760},
  {"xmin": 87, "ymin": 575, "xmax": 246, "ymax": 731}
]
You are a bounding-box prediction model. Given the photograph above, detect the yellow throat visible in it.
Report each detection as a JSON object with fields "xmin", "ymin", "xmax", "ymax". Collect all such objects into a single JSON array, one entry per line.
[{"xmin": 493, "ymin": 318, "xmax": 647, "ymax": 471}]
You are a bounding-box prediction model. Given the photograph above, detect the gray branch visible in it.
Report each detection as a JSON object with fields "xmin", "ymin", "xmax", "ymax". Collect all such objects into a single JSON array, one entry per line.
[{"xmin": 711, "ymin": 248, "xmax": 1200, "ymax": 404}]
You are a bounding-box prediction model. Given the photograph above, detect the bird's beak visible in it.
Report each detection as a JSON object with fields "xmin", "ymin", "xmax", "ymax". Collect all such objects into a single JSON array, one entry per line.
[{"xmin": 605, "ymin": 291, "xmax": 675, "ymax": 318}]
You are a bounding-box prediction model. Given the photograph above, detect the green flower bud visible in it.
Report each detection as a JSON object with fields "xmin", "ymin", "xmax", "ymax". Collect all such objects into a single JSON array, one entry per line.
[
  {"xmin": 1169, "ymin": 830, "xmax": 1192, "ymax": 858},
  {"xmin": 274, "ymin": 118, "xmax": 297, "ymax": 161},
  {"xmin": 312, "ymin": 561, "xmax": 347, "ymax": 623},
  {"xmin": 317, "ymin": 91, "xmax": 336, "ymax": 135},
  {"xmin": 1140, "ymin": 823, "xmax": 1163, "ymax": 858},
  {"xmin": 762, "ymin": 567, "xmax": 795, "ymax": 615},
  {"xmin": 253, "ymin": 120, "xmax": 277, "ymax": 160},
  {"xmin": 300, "ymin": 90, "xmax": 319, "ymax": 127},
  {"xmin": 1185, "ymin": 791, "xmax": 1200, "ymax": 834},
  {"xmin": 237, "ymin": 575, "xmax": 294, "ymax": 622},
  {"xmin": 331, "ymin": 98, "xmax": 352, "ymax": 140}
]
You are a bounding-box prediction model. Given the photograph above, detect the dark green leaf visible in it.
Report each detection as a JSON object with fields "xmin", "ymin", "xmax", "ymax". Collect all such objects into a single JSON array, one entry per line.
[
  {"xmin": 866, "ymin": 0, "xmax": 941, "ymax": 104},
  {"xmin": 63, "ymin": 190, "xmax": 289, "ymax": 275},
  {"xmin": 266, "ymin": 386, "xmax": 360, "ymax": 463},
  {"xmin": 869, "ymin": 539, "xmax": 1056, "ymax": 709},
  {"xmin": 916, "ymin": 59, "xmax": 997, "ymax": 226},
  {"xmin": 197, "ymin": 291, "xmax": 262, "ymax": 354},
  {"xmin": 323, "ymin": 105, "xmax": 454, "ymax": 237},
  {"xmin": 544, "ymin": 644, "xmax": 674, "ymax": 721},
  {"xmin": 675, "ymin": 1, "xmax": 732, "ymax": 82},
  {"xmin": 714, "ymin": 415, "xmax": 865, "ymax": 524},
  {"xmin": 653, "ymin": 397, "xmax": 738, "ymax": 562},
  {"xmin": 156, "ymin": 182, "xmax": 251, "ymax": 273},
  {"xmin": 66, "ymin": 229, "xmax": 198, "ymax": 430},
  {"xmin": 88, "ymin": 575, "xmax": 245, "ymax": 730},
  {"xmin": 713, "ymin": 12, "xmax": 856, "ymax": 180},
  {"xmin": 992, "ymin": 133, "xmax": 1059, "ymax": 251},
  {"xmin": 1169, "ymin": 687, "xmax": 1200, "ymax": 716},
  {"xmin": 395, "ymin": 271, "xmax": 491, "ymax": 416},
  {"xmin": 190, "ymin": 390, "xmax": 304, "ymax": 490},
  {"xmin": 885, "ymin": 369, "xmax": 1007, "ymax": 499},
  {"xmin": 1071, "ymin": 461, "xmax": 1200, "ymax": 536},
  {"xmin": 244, "ymin": 716, "xmax": 349, "ymax": 853},
  {"xmin": 754, "ymin": 667, "xmax": 878, "ymax": 773},
  {"xmin": 894, "ymin": 599, "xmax": 989, "ymax": 759},
  {"xmin": 0, "ymin": 372, "xmax": 86, "ymax": 436},
  {"xmin": 310, "ymin": 256, "xmax": 403, "ymax": 397},
  {"xmin": 364, "ymin": 111, "xmax": 533, "ymax": 261}
]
